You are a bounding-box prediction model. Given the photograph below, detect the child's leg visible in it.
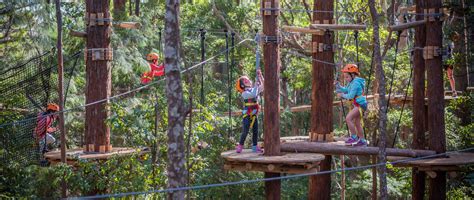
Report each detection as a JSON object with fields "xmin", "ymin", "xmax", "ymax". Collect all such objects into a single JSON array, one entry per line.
[
  {"xmin": 251, "ymin": 116, "xmax": 258, "ymax": 146},
  {"xmin": 345, "ymin": 107, "xmax": 359, "ymax": 136},
  {"xmin": 239, "ymin": 116, "xmax": 251, "ymax": 145},
  {"xmin": 353, "ymin": 109, "xmax": 364, "ymax": 139}
]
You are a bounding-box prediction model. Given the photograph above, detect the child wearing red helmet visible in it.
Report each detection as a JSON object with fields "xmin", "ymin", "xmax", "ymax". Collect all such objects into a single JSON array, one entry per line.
[
  {"xmin": 335, "ymin": 64, "xmax": 368, "ymax": 147},
  {"xmin": 35, "ymin": 103, "xmax": 59, "ymax": 152},
  {"xmin": 141, "ymin": 53, "xmax": 165, "ymax": 84},
  {"xmin": 235, "ymin": 70, "xmax": 264, "ymax": 153}
]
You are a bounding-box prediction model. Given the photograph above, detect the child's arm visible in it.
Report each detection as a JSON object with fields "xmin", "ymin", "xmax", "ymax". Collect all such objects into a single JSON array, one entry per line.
[
  {"xmin": 335, "ymin": 82, "xmax": 348, "ymax": 93},
  {"xmin": 341, "ymin": 83, "xmax": 360, "ymax": 100}
]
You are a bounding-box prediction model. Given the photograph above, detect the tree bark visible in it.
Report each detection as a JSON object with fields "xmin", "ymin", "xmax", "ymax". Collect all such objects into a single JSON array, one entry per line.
[
  {"xmin": 309, "ymin": 1, "xmax": 334, "ymax": 199},
  {"xmin": 368, "ymin": 0, "xmax": 389, "ymax": 199},
  {"xmin": 412, "ymin": 1, "xmax": 426, "ymax": 199},
  {"xmin": 164, "ymin": 0, "xmax": 187, "ymax": 199},
  {"xmin": 262, "ymin": 0, "xmax": 281, "ymax": 199},
  {"xmin": 425, "ymin": 1, "xmax": 446, "ymax": 199},
  {"xmin": 55, "ymin": 0, "xmax": 67, "ymax": 197},
  {"xmin": 134, "ymin": 0, "xmax": 140, "ymax": 16},
  {"xmin": 85, "ymin": 0, "xmax": 112, "ymax": 153},
  {"xmin": 113, "ymin": 0, "xmax": 127, "ymax": 19}
]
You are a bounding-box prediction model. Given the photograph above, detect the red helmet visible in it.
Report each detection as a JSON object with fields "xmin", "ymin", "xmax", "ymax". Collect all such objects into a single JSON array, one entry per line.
[
  {"xmin": 341, "ymin": 64, "xmax": 359, "ymax": 75},
  {"xmin": 146, "ymin": 53, "xmax": 159, "ymax": 61},
  {"xmin": 46, "ymin": 103, "xmax": 59, "ymax": 112},
  {"xmin": 235, "ymin": 76, "xmax": 250, "ymax": 93}
]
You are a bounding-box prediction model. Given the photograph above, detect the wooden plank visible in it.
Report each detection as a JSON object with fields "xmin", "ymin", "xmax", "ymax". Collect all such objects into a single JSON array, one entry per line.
[
  {"xmin": 224, "ymin": 162, "xmax": 319, "ymax": 174},
  {"xmin": 281, "ymin": 141, "xmax": 437, "ymax": 157},
  {"xmin": 310, "ymin": 24, "xmax": 366, "ymax": 31},
  {"xmin": 113, "ymin": 22, "xmax": 141, "ymax": 29},
  {"xmin": 221, "ymin": 149, "xmax": 325, "ymax": 164},
  {"xmin": 282, "ymin": 25, "xmax": 324, "ymax": 35},
  {"xmin": 388, "ymin": 20, "xmax": 426, "ymax": 32},
  {"xmin": 44, "ymin": 147, "xmax": 148, "ymax": 161},
  {"xmin": 69, "ymin": 30, "xmax": 87, "ymax": 38}
]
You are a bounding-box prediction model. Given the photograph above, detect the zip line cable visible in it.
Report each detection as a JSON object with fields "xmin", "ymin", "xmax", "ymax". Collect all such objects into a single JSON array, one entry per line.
[
  {"xmin": 0, "ymin": 38, "xmax": 254, "ymax": 129},
  {"xmin": 71, "ymin": 146, "xmax": 474, "ymax": 199}
]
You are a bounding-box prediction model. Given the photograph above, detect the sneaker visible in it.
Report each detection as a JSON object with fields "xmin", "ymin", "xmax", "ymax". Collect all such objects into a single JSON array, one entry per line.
[
  {"xmin": 252, "ymin": 145, "xmax": 263, "ymax": 153},
  {"xmin": 345, "ymin": 136, "xmax": 358, "ymax": 145},
  {"xmin": 236, "ymin": 144, "xmax": 243, "ymax": 153},
  {"xmin": 352, "ymin": 139, "xmax": 368, "ymax": 147}
]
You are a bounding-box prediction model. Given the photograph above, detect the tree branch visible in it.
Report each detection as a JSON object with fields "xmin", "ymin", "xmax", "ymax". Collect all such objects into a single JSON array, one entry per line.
[{"xmin": 211, "ymin": 2, "xmax": 254, "ymax": 51}]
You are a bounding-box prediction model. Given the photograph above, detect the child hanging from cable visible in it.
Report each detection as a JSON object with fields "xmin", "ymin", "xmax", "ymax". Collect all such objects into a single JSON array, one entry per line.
[
  {"xmin": 141, "ymin": 53, "xmax": 165, "ymax": 84},
  {"xmin": 235, "ymin": 70, "xmax": 264, "ymax": 153},
  {"xmin": 335, "ymin": 64, "xmax": 368, "ymax": 147}
]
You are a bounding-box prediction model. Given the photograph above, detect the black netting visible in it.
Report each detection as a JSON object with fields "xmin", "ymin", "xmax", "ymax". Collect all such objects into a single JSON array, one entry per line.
[{"xmin": 0, "ymin": 49, "xmax": 81, "ymax": 166}]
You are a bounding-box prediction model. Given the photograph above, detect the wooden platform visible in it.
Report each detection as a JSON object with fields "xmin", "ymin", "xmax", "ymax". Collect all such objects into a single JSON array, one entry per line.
[
  {"xmin": 389, "ymin": 152, "xmax": 474, "ymax": 170},
  {"xmin": 281, "ymin": 140, "xmax": 436, "ymax": 158},
  {"xmin": 221, "ymin": 150, "xmax": 325, "ymax": 174},
  {"xmin": 44, "ymin": 147, "xmax": 149, "ymax": 165}
]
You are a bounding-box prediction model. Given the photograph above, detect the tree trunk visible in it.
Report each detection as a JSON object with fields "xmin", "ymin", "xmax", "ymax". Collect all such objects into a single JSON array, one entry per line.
[
  {"xmin": 134, "ymin": 0, "xmax": 140, "ymax": 16},
  {"xmin": 262, "ymin": 0, "xmax": 281, "ymax": 199},
  {"xmin": 412, "ymin": 1, "xmax": 427, "ymax": 199},
  {"xmin": 309, "ymin": 1, "xmax": 334, "ymax": 199},
  {"xmin": 113, "ymin": 0, "xmax": 127, "ymax": 19},
  {"xmin": 425, "ymin": 1, "xmax": 446, "ymax": 199},
  {"xmin": 164, "ymin": 0, "xmax": 186, "ymax": 199},
  {"xmin": 368, "ymin": 0, "xmax": 389, "ymax": 199},
  {"xmin": 85, "ymin": 0, "xmax": 112, "ymax": 153},
  {"xmin": 55, "ymin": 0, "xmax": 67, "ymax": 197}
]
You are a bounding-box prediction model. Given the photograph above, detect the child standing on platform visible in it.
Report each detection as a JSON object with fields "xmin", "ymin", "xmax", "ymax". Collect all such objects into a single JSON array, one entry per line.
[
  {"xmin": 335, "ymin": 64, "xmax": 368, "ymax": 147},
  {"xmin": 235, "ymin": 70, "xmax": 264, "ymax": 153}
]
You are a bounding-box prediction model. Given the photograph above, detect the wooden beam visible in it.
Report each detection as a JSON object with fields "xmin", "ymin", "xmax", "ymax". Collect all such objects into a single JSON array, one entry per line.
[
  {"xmin": 281, "ymin": 142, "xmax": 437, "ymax": 157},
  {"xmin": 388, "ymin": 20, "xmax": 426, "ymax": 32},
  {"xmin": 310, "ymin": 24, "xmax": 366, "ymax": 31},
  {"xmin": 69, "ymin": 30, "xmax": 87, "ymax": 38},
  {"xmin": 281, "ymin": 25, "xmax": 323, "ymax": 35},
  {"xmin": 224, "ymin": 162, "xmax": 319, "ymax": 174},
  {"xmin": 113, "ymin": 22, "xmax": 141, "ymax": 29}
]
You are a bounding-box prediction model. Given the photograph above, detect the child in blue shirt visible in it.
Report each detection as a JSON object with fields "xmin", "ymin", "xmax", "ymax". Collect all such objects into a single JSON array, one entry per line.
[{"xmin": 335, "ymin": 64, "xmax": 368, "ymax": 147}]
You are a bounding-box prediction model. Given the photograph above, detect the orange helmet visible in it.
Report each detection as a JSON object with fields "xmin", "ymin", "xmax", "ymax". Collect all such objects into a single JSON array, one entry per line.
[
  {"xmin": 235, "ymin": 76, "xmax": 250, "ymax": 93},
  {"xmin": 146, "ymin": 53, "xmax": 159, "ymax": 61},
  {"xmin": 46, "ymin": 103, "xmax": 59, "ymax": 112},
  {"xmin": 341, "ymin": 64, "xmax": 359, "ymax": 74}
]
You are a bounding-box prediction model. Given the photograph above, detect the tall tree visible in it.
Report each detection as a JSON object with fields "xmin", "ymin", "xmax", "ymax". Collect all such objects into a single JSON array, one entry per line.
[
  {"xmin": 368, "ymin": 0, "xmax": 389, "ymax": 199},
  {"xmin": 164, "ymin": 0, "xmax": 187, "ymax": 199},
  {"xmin": 426, "ymin": 0, "xmax": 446, "ymax": 199},
  {"xmin": 262, "ymin": 0, "xmax": 281, "ymax": 199},
  {"xmin": 113, "ymin": 0, "xmax": 127, "ymax": 19},
  {"xmin": 412, "ymin": 0, "xmax": 427, "ymax": 199},
  {"xmin": 309, "ymin": 0, "xmax": 334, "ymax": 199},
  {"xmin": 85, "ymin": 0, "xmax": 112, "ymax": 153}
]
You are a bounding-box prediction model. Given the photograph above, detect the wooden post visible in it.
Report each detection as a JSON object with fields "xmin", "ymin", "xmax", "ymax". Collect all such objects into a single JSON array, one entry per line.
[
  {"xmin": 55, "ymin": 0, "xmax": 67, "ymax": 197},
  {"xmin": 85, "ymin": 0, "xmax": 112, "ymax": 153},
  {"xmin": 309, "ymin": 0, "xmax": 333, "ymax": 200},
  {"xmin": 369, "ymin": 0, "xmax": 389, "ymax": 198},
  {"xmin": 412, "ymin": 0, "xmax": 426, "ymax": 199},
  {"xmin": 425, "ymin": 0, "xmax": 446, "ymax": 199},
  {"xmin": 262, "ymin": 0, "xmax": 281, "ymax": 199}
]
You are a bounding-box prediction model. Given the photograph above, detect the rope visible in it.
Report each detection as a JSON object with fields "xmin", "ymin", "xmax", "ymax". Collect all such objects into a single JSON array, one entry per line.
[
  {"xmin": 225, "ymin": 30, "xmax": 231, "ymax": 137},
  {"xmin": 386, "ymin": 31, "xmax": 402, "ymax": 112},
  {"xmin": 229, "ymin": 32, "xmax": 236, "ymax": 137},
  {"xmin": 200, "ymin": 29, "xmax": 206, "ymax": 114},
  {"xmin": 70, "ymin": 146, "xmax": 474, "ymax": 199},
  {"xmin": 0, "ymin": 38, "xmax": 254, "ymax": 129}
]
